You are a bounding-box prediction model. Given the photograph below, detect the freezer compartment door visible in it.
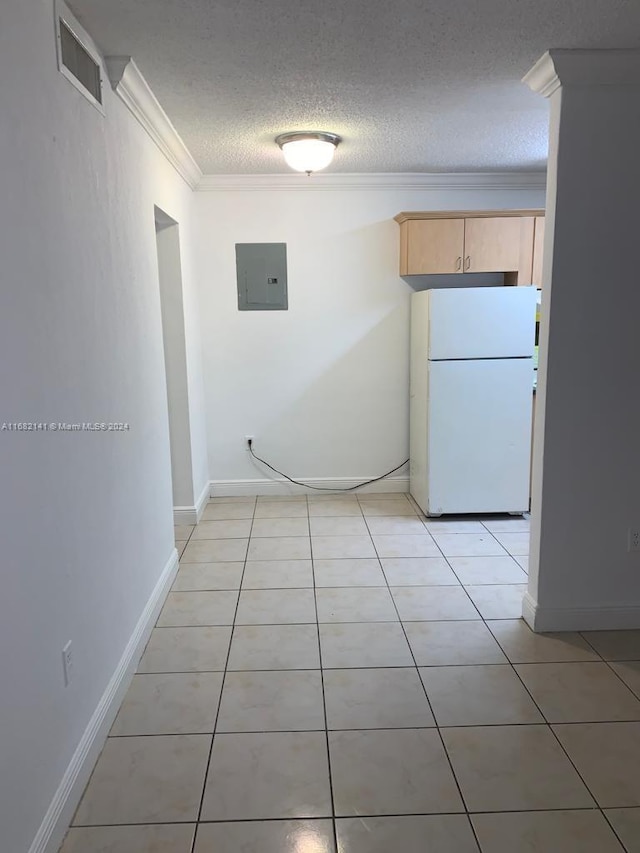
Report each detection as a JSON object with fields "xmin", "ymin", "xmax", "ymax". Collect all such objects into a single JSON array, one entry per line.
[
  {"xmin": 426, "ymin": 286, "xmax": 537, "ymax": 360},
  {"xmin": 426, "ymin": 358, "xmax": 533, "ymax": 515}
]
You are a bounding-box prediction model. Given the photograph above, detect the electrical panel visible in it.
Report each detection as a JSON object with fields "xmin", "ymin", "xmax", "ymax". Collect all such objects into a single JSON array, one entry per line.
[{"xmin": 236, "ymin": 243, "xmax": 288, "ymax": 311}]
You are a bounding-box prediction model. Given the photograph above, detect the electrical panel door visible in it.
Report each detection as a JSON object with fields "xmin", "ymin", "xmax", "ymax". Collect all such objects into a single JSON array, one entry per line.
[{"xmin": 236, "ymin": 243, "xmax": 288, "ymax": 311}]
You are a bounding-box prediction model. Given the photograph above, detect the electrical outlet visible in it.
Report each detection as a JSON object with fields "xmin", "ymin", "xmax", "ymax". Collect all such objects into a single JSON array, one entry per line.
[
  {"xmin": 62, "ymin": 641, "xmax": 74, "ymax": 686},
  {"xmin": 244, "ymin": 435, "xmax": 254, "ymax": 451},
  {"xmin": 628, "ymin": 528, "xmax": 640, "ymax": 552}
]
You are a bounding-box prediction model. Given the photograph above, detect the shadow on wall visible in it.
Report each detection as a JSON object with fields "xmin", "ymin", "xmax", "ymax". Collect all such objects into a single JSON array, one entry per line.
[
  {"xmin": 319, "ymin": 217, "xmax": 400, "ymax": 287},
  {"xmin": 406, "ymin": 272, "xmax": 506, "ymax": 291},
  {"xmin": 242, "ymin": 303, "xmax": 411, "ymax": 481}
]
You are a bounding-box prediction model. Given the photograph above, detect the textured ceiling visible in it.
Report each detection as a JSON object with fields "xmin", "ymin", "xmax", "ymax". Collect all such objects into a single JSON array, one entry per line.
[{"xmin": 70, "ymin": 0, "xmax": 640, "ymax": 174}]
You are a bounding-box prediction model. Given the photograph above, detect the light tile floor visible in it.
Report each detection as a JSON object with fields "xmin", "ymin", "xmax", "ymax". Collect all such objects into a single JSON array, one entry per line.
[{"xmin": 61, "ymin": 493, "xmax": 640, "ymax": 852}]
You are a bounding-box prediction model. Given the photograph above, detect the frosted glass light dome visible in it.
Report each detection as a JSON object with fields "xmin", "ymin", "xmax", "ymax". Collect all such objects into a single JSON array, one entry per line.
[{"xmin": 276, "ymin": 132, "xmax": 341, "ymax": 174}]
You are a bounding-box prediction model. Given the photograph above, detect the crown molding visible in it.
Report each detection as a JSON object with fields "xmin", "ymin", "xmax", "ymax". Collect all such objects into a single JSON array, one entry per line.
[
  {"xmin": 522, "ymin": 53, "xmax": 561, "ymax": 98},
  {"xmin": 99, "ymin": 58, "xmax": 548, "ymax": 193},
  {"xmin": 195, "ymin": 172, "xmax": 547, "ymax": 192},
  {"xmin": 105, "ymin": 57, "xmax": 202, "ymax": 189},
  {"xmin": 524, "ymin": 49, "xmax": 640, "ymax": 98}
]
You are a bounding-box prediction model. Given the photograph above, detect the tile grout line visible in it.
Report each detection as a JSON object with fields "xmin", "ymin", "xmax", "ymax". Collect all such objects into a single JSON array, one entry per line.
[
  {"xmin": 570, "ymin": 632, "xmax": 640, "ymax": 848},
  {"xmin": 188, "ymin": 499, "xmax": 257, "ymax": 853},
  {"xmin": 385, "ymin": 509, "xmax": 492, "ymax": 622},
  {"xmin": 68, "ymin": 521, "xmax": 201, "ymax": 834},
  {"xmin": 69, "ymin": 518, "xmax": 204, "ymax": 832},
  {"xmin": 73, "ymin": 800, "xmax": 630, "ymax": 830},
  {"xmin": 174, "ymin": 499, "xmax": 636, "ymax": 844},
  {"xmin": 579, "ymin": 633, "xmax": 640, "ymax": 701},
  {"xmin": 361, "ymin": 507, "xmax": 485, "ymax": 851},
  {"xmin": 430, "ymin": 518, "xmax": 612, "ymax": 824},
  {"xmin": 499, "ymin": 655, "xmax": 631, "ymax": 840},
  {"xmin": 443, "ymin": 526, "xmax": 640, "ymax": 843},
  {"xmin": 153, "ymin": 616, "xmax": 532, "ymax": 629},
  {"xmin": 109, "ymin": 717, "xmax": 640, "ymax": 736},
  {"xmin": 364, "ymin": 502, "xmax": 632, "ymax": 845},
  {"xmin": 309, "ymin": 496, "xmax": 341, "ymax": 853},
  {"xmin": 453, "ymin": 536, "xmax": 640, "ymax": 839},
  {"xmin": 79, "ymin": 501, "xmax": 602, "ymax": 845},
  {"xmin": 455, "ymin": 545, "xmax": 624, "ymax": 840},
  {"xmin": 429, "ymin": 537, "xmax": 488, "ymax": 623},
  {"xmin": 174, "ymin": 519, "xmax": 197, "ymax": 560}
]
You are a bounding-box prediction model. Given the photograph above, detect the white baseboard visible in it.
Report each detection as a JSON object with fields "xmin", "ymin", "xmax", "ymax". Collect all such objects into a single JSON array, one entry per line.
[
  {"xmin": 174, "ymin": 506, "xmax": 196, "ymax": 524},
  {"xmin": 521, "ymin": 591, "xmax": 539, "ymax": 628},
  {"xmin": 173, "ymin": 480, "xmax": 210, "ymax": 525},
  {"xmin": 209, "ymin": 475, "xmax": 410, "ymax": 497},
  {"xmin": 523, "ymin": 591, "xmax": 640, "ymax": 632},
  {"xmin": 29, "ymin": 548, "xmax": 179, "ymax": 853}
]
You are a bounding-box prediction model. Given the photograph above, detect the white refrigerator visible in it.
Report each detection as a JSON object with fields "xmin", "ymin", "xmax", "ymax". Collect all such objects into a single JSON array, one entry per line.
[{"xmin": 410, "ymin": 286, "xmax": 536, "ymax": 516}]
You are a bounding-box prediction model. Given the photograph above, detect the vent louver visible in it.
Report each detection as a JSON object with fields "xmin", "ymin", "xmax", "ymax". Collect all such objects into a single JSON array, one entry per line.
[{"xmin": 59, "ymin": 19, "xmax": 102, "ymax": 104}]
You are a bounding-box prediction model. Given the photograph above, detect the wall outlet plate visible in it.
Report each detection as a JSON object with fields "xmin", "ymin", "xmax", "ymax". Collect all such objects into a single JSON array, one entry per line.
[
  {"xmin": 244, "ymin": 435, "xmax": 254, "ymax": 450},
  {"xmin": 628, "ymin": 529, "xmax": 640, "ymax": 552}
]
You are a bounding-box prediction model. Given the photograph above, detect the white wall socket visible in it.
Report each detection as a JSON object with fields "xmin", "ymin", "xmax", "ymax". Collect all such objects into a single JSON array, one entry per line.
[
  {"xmin": 244, "ymin": 435, "xmax": 254, "ymax": 450},
  {"xmin": 62, "ymin": 641, "xmax": 74, "ymax": 686},
  {"xmin": 628, "ymin": 528, "xmax": 640, "ymax": 552}
]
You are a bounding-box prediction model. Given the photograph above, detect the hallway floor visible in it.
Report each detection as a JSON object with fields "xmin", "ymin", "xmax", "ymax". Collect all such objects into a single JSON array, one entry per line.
[{"xmin": 62, "ymin": 493, "xmax": 640, "ymax": 852}]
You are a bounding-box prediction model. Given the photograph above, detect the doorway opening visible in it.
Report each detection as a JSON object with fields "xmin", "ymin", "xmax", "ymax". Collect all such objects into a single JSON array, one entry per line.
[{"xmin": 154, "ymin": 207, "xmax": 194, "ymax": 516}]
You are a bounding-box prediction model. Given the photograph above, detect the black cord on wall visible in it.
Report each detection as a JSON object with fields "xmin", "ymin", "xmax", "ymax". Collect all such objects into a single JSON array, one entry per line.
[{"xmin": 248, "ymin": 439, "xmax": 409, "ymax": 492}]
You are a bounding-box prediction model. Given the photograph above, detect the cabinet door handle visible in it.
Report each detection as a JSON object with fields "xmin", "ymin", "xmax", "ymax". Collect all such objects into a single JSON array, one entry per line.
[
  {"xmin": 456, "ymin": 256, "xmax": 462, "ymax": 271},
  {"xmin": 464, "ymin": 256, "xmax": 471, "ymax": 271}
]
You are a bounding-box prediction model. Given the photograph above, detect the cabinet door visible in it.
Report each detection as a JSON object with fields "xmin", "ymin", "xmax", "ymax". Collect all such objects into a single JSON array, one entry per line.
[
  {"xmin": 464, "ymin": 217, "xmax": 523, "ymax": 273},
  {"xmin": 402, "ymin": 219, "xmax": 465, "ymax": 274},
  {"xmin": 532, "ymin": 216, "xmax": 545, "ymax": 286}
]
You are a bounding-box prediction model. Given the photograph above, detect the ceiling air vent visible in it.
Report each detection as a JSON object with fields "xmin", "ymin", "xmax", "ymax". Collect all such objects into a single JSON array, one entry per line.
[{"xmin": 57, "ymin": 15, "xmax": 103, "ymax": 110}]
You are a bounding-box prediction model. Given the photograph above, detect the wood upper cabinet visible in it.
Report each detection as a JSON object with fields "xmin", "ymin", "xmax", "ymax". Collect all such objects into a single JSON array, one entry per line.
[
  {"xmin": 531, "ymin": 216, "xmax": 545, "ymax": 287},
  {"xmin": 395, "ymin": 210, "xmax": 543, "ymax": 283},
  {"xmin": 464, "ymin": 216, "xmax": 533, "ymax": 275},
  {"xmin": 403, "ymin": 219, "xmax": 465, "ymax": 275}
]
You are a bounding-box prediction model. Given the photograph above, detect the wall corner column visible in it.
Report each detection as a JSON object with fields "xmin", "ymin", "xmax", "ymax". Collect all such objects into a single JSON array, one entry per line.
[{"xmin": 523, "ymin": 49, "xmax": 640, "ymax": 632}]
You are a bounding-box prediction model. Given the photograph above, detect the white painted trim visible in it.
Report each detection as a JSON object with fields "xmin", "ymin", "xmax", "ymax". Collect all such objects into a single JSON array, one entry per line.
[
  {"xmin": 196, "ymin": 172, "xmax": 547, "ymax": 193},
  {"xmin": 174, "ymin": 506, "xmax": 196, "ymax": 524},
  {"xmin": 195, "ymin": 480, "xmax": 210, "ymax": 520},
  {"xmin": 28, "ymin": 549, "xmax": 179, "ymax": 853},
  {"xmin": 173, "ymin": 480, "xmax": 210, "ymax": 525},
  {"xmin": 55, "ymin": 0, "xmax": 105, "ymax": 115},
  {"xmin": 105, "ymin": 57, "xmax": 202, "ymax": 189},
  {"xmin": 524, "ymin": 49, "xmax": 640, "ymax": 98},
  {"xmin": 521, "ymin": 591, "xmax": 539, "ymax": 628},
  {"xmin": 523, "ymin": 591, "xmax": 640, "ymax": 632},
  {"xmin": 522, "ymin": 53, "xmax": 561, "ymax": 99},
  {"xmin": 210, "ymin": 475, "xmax": 410, "ymax": 497}
]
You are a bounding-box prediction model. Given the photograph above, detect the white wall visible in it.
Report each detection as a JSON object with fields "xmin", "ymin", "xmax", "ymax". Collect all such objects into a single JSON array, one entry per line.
[
  {"xmin": 194, "ymin": 185, "xmax": 545, "ymax": 492},
  {"xmin": 0, "ymin": 2, "xmax": 204, "ymax": 851},
  {"xmin": 177, "ymin": 214, "xmax": 210, "ymax": 507},
  {"xmin": 156, "ymin": 218, "xmax": 196, "ymax": 508},
  {"xmin": 526, "ymin": 54, "xmax": 640, "ymax": 630}
]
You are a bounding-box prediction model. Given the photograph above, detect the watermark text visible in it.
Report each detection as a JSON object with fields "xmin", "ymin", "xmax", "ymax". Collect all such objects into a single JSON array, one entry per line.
[{"xmin": 1, "ymin": 422, "xmax": 131, "ymax": 432}]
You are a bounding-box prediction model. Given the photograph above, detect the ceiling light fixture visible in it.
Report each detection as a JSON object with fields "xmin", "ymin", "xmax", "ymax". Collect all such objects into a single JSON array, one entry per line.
[{"xmin": 275, "ymin": 131, "xmax": 341, "ymax": 175}]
